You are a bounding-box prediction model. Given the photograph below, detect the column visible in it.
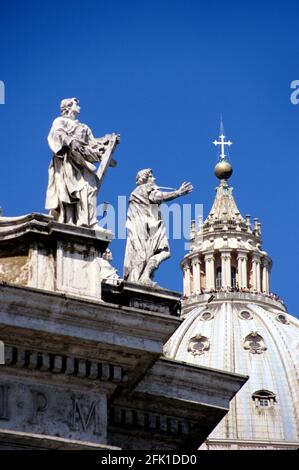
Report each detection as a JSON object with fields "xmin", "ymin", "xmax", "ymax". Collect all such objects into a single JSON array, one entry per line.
[
  {"xmin": 242, "ymin": 255, "xmax": 248, "ymax": 290},
  {"xmin": 204, "ymin": 253, "xmax": 215, "ymax": 291},
  {"xmin": 252, "ymin": 258, "xmax": 257, "ymax": 291},
  {"xmin": 238, "ymin": 255, "xmax": 243, "ymax": 288},
  {"xmin": 221, "ymin": 251, "xmax": 231, "ymax": 289},
  {"xmin": 252, "ymin": 254, "xmax": 261, "ymax": 292},
  {"xmin": 256, "ymin": 260, "xmax": 261, "ymax": 292},
  {"xmin": 262, "ymin": 258, "xmax": 270, "ymax": 294},
  {"xmin": 191, "ymin": 256, "xmax": 201, "ymax": 294},
  {"xmin": 237, "ymin": 252, "xmax": 248, "ymax": 289},
  {"xmin": 266, "ymin": 262, "xmax": 271, "ymax": 294},
  {"xmin": 267, "ymin": 263, "xmax": 271, "ymax": 294},
  {"xmin": 183, "ymin": 263, "xmax": 191, "ymax": 297}
]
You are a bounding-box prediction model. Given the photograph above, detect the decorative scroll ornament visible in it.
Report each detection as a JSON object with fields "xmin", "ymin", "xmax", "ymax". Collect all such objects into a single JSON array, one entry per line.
[
  {"xmin": 188, "ymin": 335, "xmax": 210, "ymax": 356},
  {"xmin": 243, "ymin": 332, "xmax": 267, "ymax": 355}
]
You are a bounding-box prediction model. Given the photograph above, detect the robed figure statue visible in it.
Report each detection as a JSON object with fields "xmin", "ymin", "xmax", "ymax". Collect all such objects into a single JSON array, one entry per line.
[
  {"xmin": 124, "ymin": 168, "xmax": 193, "ymax": 286},
  {"xmin": 45, "ymin": 97, "xmax": 119, "ymax": 228}
]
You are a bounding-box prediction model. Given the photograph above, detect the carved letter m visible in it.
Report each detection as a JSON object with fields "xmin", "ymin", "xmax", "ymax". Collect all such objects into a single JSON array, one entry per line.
[{"xmin": 71, "ymin": 397, "xmax": 101, "ymax": 435}]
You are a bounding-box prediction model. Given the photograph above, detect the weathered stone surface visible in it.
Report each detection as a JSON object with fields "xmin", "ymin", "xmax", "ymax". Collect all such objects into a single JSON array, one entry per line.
[
  {"xmin": 0, "ymin": 281, "xmax": 248, "ymax": 449},
  {"xmin": 2, "ymin": 344, "xmax": 126, "ymax": 385},
  {"xmin": 56, "ymin": 240, "xmax": 102, "ymax": 299},
  {"xmin": 0, "ymin": 430, "xmax": 119, "ymax": 450},
  {"xmin": 0, "ymin": 214, "xmax": 248, "ymax": 450},
  {"xmin": 0, "ymin": 213, "xmax": 113, "ymax": 300},
  {"xmin": 0, "ymin": 254, "xmax": 29, "ymax": 285},
  {"xmin": 0, "ymin": 376, "xmax": 106, "ymax": 444},
  {"xmin": 108, "ymin": 358, "xmax": 247, "ymax": 450},
  {"xmin": 102, "ymin": 281, "xmax": 181, "ymax": 316}
]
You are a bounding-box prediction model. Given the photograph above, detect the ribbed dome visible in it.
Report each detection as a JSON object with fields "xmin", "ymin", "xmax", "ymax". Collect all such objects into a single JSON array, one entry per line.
[
  {"xmin": 175, "ymin": 131, "xmax": 299, "ymax": 449},
  {"xmin": 165, "ymin": 296, "xmax": 299, "ymax": 449}
]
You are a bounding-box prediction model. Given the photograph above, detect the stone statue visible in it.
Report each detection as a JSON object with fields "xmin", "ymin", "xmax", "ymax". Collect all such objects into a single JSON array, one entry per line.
[
  {"xmin": 45, "ymin": 97, "xmax": 120, "ymax": 228},
  {"xmin": 99, "ymin": 249, "xmax": 120, "ymax": 284},
  {"xmin": 123, "ymin": 168, "xmax": 193, "ymax": 286}
]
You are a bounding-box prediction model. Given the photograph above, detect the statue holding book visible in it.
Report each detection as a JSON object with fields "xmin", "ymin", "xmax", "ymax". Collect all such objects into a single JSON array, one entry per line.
[{"xmin": 45, "ymin": 97, "xmax": 120, "ymax": 228}]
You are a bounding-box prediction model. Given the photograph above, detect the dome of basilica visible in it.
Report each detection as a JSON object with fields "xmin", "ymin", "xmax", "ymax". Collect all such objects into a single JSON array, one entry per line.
[
  {"xmin": 165, "ymin": 296, "xmax": 299, "ymax": 449},
  {"xmin": 165, "ymin": 130, "xmax": 299, "ymax": 449}
]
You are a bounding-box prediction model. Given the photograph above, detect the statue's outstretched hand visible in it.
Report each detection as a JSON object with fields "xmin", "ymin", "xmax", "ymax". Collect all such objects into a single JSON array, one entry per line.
[
  {"xmin": 178, "ymin": 181, "xmax": 193, "ymax": 196},
  {"xmin": 113, "ymin": 133, "xmax": 121, "ymax": 144}
]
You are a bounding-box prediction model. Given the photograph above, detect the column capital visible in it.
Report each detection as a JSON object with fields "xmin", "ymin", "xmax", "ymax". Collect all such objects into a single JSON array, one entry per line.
[
  {"xmin": 181, "ymin": 260, "xmax": 191, "ymax": 272},
  {"xmin": 252, "ymin": 252, "xmax": 261, "ymax": 263},
  {"xmin": 203, "ymin": 249, "xmax": 214, "ymax": 256},
  {"xmin": 204, "ymin": 253, "xmax": 214, "ymax": 262},
  {"xmin": 261, "ymin": 257, "xmax": 271, "ymax": 268},
  {"xmin": 220, "ymin": 250, "xmax": 232, "ymax": 262},
  {"xmin": 190, "ymin": 255, "xmax": 201, "ymax": 265},
  {"xmin": 237, "ymin": 250, "xmax": 248, "ymax": 260}
]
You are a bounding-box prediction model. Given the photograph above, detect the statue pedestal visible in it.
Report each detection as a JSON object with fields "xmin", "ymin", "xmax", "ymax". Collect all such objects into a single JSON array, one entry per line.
[
  {"xmin": 0, "ymin": 213, "xmax": 113, "ymax": 301},
  {"xmin": 0, "ymin": 213, "xmax": 248, "ymax": 449},
  {"xmin": 102, "ymin": 281, "xmax": 181, "ymax": 316}
]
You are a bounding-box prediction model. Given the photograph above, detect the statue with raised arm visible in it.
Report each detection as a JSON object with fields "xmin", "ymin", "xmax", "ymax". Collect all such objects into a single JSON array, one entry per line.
[
  {"xmin": 45, "ymin": 97, "xmax": 120, "ymax": 227},
  {"xmin": 123, "ymin": 168, "xmax": 193, "ymax": 286}
]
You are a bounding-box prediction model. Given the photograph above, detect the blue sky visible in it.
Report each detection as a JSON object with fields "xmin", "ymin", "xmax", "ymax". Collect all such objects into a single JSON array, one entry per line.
[{"xmin": 0, "ymin": 0, "xmax": 298, "ymax": 315}]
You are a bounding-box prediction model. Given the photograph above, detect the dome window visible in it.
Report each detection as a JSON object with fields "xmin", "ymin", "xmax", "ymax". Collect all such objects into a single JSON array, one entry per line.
[
  {"xmin": 243, "ymin": 332, "xmax": 267, "ymax": 354},
  {"xmin": 276, "ymin": 314, "xmax": 289, "ymax": 325},
  {"xmin": 200, "ymin": 311, "xmax": 214, "ymax": 321},
  {"xmin": 252, "ymin": 390, "xmax": 276, "ymax": 408},
  {"xmin": 239, "ymin": 310, "xmax": 252, "ymax": 320},
  {"xmin": 188, "ymin": 335, "xmax": 210, "ymax": 356}
]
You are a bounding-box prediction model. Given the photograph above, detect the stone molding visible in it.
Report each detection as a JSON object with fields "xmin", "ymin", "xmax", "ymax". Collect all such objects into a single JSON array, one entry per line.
[
  {"xmin": 0, "ymin": 213, "xmax": 113, "ymax": 301},
  {"xmin": 136, "ymin": 358, "xmax": 248, "ymax": 410},
  {"xmin": 109, "ymin": 405, "xmax": 190, "ymax": 437},
  {"xmin": 4, "ymin": 345, "xmax": 126, "ymax": 383},
  {"xmin": 183, "ymin": 291, "xmax": 287, "ymax": 312}
]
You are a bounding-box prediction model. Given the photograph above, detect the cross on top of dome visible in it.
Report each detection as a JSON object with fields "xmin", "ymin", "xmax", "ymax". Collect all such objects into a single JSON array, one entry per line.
[
  {"xmin": 213, "ymin": 121, "xmax": 233, "ymax": 181},
  {"xmin": 213, "ymin": 133, "xmax": 232, "ymax": 160},
  {"xmin": 213, "ymin": 121, "xmax": 233, "ymax": 160}
]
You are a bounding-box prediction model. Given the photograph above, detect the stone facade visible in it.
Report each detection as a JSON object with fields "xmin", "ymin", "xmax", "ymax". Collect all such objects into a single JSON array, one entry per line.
[{"xmin": 0, "ymin": 214, "xmax": 247, "ymax": 450}]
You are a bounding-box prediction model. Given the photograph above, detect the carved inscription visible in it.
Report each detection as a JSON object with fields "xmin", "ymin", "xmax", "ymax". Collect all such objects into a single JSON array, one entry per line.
[
  {"xmin": 30, "ymin": 390, "xmax": 48, "ymax": 424},
  {"xmin": 0, "ymin": 381, "xmax": 106, "ymax": 443},
  {"xmin": 71, "ymin": 397, "xmax": 101, "ymax": 435}
]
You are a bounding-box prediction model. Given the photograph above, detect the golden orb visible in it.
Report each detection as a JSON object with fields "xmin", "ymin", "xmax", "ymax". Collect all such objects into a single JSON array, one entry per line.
[{"xmin": 214, "ymin": 159, "xmax": 233, "ymax": 180}]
